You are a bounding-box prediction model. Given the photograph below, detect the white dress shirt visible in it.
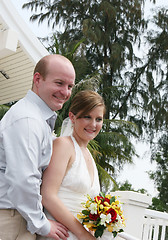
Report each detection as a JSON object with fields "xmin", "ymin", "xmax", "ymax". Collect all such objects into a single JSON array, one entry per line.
[{"xmin": 0, "ymin": 90, "xmax": 57, "ymax": 236}]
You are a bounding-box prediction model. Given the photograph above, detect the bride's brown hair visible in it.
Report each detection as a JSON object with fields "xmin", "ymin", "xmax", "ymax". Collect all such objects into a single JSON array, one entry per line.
[{"xmin": 69, "ymin": 90, "xmax": 106, "ymax": 118}]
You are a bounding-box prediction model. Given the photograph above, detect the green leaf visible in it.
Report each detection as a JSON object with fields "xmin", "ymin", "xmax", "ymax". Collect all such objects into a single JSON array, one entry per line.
[
  {"xmin": 95, "ymin": 229, "xmax": 103, "ymax": 238},
  {"xmin": 110, "ymin": 196, "xmax": 116, "ymax": 204},
  {"xmin": 113, "ymin": 231, "xmax": 117, "ymax": 238},
  {"xmin": 82, "ymin": 210, "xmax": 90, "ymax": 215},
  {"xmin": 100, "ymin": 192, "xmax": 105, "ymax": 198},
  {"xmin": 94, "ymin": 225, "xmax": 106, "ymax": 238}
]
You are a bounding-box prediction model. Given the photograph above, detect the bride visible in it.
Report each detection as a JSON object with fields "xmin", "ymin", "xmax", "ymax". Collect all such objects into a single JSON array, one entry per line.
[{"xmin": 37, "ymin": 90, "xmax": 111, "ymax": 240}]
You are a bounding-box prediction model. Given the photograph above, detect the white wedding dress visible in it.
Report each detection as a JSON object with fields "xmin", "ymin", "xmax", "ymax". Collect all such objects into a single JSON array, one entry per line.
[{"xmin": 37, "ymin": 135, "xmax": 112, "ymax": 240}]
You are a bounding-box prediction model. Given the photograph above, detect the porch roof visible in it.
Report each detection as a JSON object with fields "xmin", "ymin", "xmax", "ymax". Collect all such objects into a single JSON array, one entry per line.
[{"xmin": 0, "ymin": 0, "xmax": 49, "ymax": 104}]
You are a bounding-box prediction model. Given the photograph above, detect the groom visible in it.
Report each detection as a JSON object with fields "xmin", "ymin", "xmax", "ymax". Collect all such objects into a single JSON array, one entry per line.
[{"xmin": 0, "ymin": 54, "xmax": 75, "ymax": 239}]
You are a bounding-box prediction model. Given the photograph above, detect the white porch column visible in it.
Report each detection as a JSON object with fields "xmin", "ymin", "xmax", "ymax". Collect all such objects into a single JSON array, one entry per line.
[
  {"xmin": 0, "ymin": 29, "xmax": 18, "ymax": 58},
  {"xmin": 111, "ymin": 191, "xmax": 152, "ymax": 239}
]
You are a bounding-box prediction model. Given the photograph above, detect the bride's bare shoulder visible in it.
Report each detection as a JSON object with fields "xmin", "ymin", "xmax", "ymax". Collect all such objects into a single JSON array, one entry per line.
[
  {"xmin": 53, "ymin": 136, "xmax": 74, "ymax": 149},
  {"xmin": 53, "ymin": 136, "xmax": 75, "ymax": 162}
]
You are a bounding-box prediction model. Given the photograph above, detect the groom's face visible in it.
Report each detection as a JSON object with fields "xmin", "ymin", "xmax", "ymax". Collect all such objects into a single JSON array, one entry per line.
[{"xmin": 35, "ymin": 59, "xmax": 75, "ymax": 111}]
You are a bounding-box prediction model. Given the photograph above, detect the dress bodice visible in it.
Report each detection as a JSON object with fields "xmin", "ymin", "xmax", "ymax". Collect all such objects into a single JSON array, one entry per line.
[{"xmin": 57, "ymin": 135, "xmax": 100, "ymax": 213}]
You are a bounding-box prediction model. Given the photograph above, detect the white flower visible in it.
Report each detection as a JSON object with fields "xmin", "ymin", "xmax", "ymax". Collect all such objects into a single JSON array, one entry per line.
[
  {"xmin": 112, "ymin": 215, "xmax": 124, "ymax": 231},
  {"xmin": 100, "ymin": 213, "xmax": 111, "ymax": 226},
  {"xmin": 89, "ymin": 203, "xmax": 98, "ymax": 214}
]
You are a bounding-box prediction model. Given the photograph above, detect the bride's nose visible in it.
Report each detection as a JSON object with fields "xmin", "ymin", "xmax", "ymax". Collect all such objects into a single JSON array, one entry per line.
[{"xmin": 90, "ymin": 119, "xmax": 96, "ymax": 127}]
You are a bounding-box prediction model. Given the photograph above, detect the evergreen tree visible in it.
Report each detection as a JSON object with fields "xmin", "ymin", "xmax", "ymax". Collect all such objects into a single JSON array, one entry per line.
[
  {"xmin": 23, "ymin": 0, "xmax": 168, "ymax": 138},
  {"xmin": 23, "ymin": 0, "xmax": 147, "ymax": 119},
  {"xmin": 116, "ymin": 180, "xmax": 147, "ymax": 194},
  {"xmin": 22, "ymin": 0, "xmax": 168, "ymax": 187},
  {"xmin": 149, "ymin": 133, "xmax": 168, "ymax": 212}
]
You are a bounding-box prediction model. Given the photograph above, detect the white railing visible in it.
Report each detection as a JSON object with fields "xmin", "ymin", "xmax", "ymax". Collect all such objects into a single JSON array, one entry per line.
[
  {"xmin": 111, "ymin": 191, "xmax": 168, "ymax": 240},
  {"xmin": 142, "ymin": 209, "xmax": 168, "ymax": 240},
  {"xmin": 118, "ymin": 232, "xmax": 140, "ymax": 240}
]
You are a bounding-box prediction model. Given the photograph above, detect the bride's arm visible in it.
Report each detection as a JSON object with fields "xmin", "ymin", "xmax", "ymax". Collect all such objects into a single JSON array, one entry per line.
[{"xmin": 41, "ymin": 137, "xmax": 96, "ymax": 240}]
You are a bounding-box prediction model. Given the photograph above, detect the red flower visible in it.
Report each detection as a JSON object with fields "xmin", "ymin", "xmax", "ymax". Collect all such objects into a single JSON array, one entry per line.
[
  {"xmin": 94, "ymin": 196, "xmax": 103, "ymax": 203},
  {"xmin": 89, "ymin": 213, "xmax": 100, "ymax": 221},
  {"xmin": 104, "ymin": 197, "xmax": 110, "ymax": 204},
  {"xmin": 107, "ymin": 208, "xmax": 117, "ymax": 222}
]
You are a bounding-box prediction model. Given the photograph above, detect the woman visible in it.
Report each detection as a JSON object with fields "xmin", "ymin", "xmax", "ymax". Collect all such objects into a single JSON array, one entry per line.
[{"xmin": 38, "ymin": 90, "xmax": 107, "ymax": 240}]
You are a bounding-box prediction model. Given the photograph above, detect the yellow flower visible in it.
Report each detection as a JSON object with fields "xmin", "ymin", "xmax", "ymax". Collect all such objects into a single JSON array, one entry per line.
[
  {"xmin": 83, "ymin": 222, "xmax": 96, "ymax": 231},
  {"xmin": 105, "ymin": 194, "xmax": 112, "ymax": 199},
  {"xmin": 87, "ymin": 194, "xmax": 92, "ymax": 200},
  {"xmin": 103, "ymin": 206, "xmax": 110, "ymax": 212},
  {"xmin": 77, "ymin": 213, "xmax": 84, "ymax": 220},
  {"xmin": 104, "ymin": 201, "xmax": 110, "ymax": 207},
  {"xmin": 99, "ymin": 204, "xmax": 104, "ymax": 210},
  {"xmin": 107, "ymin": 224, "xmax": 114, "ymax": 232},
  {"xmin": 85, "ymin": 200, "xmax": 91, "ymax": 208}
]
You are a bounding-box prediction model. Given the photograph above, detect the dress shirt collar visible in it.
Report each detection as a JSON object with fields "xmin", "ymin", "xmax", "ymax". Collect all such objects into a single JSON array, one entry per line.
[{"xmin": 26, "ymin": 90, "xmax": 57, "ymax": 130}]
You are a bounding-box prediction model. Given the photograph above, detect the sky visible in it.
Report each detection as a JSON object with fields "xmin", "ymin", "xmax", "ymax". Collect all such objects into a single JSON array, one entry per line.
[{"xmin": 10, "ymin": 0, "xmax": 167, "ymax": 197}]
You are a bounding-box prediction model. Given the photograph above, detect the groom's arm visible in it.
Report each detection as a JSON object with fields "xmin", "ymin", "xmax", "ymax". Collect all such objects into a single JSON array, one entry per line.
[{"xmin": 4, "ymin": 119, "xmax": 50, "ymax": 235}]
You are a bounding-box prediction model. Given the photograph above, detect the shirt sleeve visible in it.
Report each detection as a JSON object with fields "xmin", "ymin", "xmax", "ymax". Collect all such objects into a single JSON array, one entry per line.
[{"xmin": 3, "ymin": 117, "xmax": 51, "ymax": 236}]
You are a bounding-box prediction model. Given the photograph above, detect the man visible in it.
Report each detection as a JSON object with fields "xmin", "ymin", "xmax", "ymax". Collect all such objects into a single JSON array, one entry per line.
[{"xmin": 0, "ymin": 54, "xmax": 75, "ymax": 239}]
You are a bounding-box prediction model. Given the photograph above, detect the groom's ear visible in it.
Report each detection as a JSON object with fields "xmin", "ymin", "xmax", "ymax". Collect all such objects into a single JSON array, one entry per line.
[
  {"xmin": 69, "ymin": 112, "xmax": 75, "ymax": 123},
  {"xmin": 33, "ymin": 72, "xmax": 41, "ymax": 85},
  {"xmin": 32, "ymin": 72, "xmax": 42, "ymax": 92}
]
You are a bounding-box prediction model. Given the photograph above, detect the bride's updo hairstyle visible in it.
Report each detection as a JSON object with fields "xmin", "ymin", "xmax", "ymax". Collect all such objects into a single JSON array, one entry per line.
[{"xmin": 69, "ymin": 90, "xmax": 106, "ymax": 118}]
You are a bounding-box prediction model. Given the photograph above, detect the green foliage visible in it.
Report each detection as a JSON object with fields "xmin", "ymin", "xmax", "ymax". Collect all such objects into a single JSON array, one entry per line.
[
  {"xmin": 144, "ymin": 8, "xmax": 168, "ymax": 134},
  {"xmin": 41, "ymin": 34, "xmax": 91, "ymax": 84},
  {"xmin": 0, "ymin": 105, "xmax": 10, "ymax": 120},
  {"xmin": 150, "ymin": 197, "xmax": 167, "ymax": 213},
  {"xmin": 23, "ymin": 0, "xmax": 168, "ymax": 192},
  {"xmin": 96, "ymin": 119, "xmax": 139, "ymax": 170},
  {"xmin": 116, "ymin": 180, "xmax": 148, "ymax": 194},
  {"xmin": 149, "ymin": 133, "xmax": 168, "ymax": 212},
  {"xmin": 23, "ymin": 0, "xmax": 168, "ymax": 138}
]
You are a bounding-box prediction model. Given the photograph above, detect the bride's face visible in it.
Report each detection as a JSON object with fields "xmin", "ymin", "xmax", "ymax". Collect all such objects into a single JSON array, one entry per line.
[{"xmin": 70, "ymin": 106, "xmax": 104, "ymax": 143}]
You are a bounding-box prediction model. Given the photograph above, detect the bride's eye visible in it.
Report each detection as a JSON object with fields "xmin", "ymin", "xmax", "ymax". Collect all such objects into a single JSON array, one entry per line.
[
  {"xmin": 83, "ymin": 115, "xmax": 91, "ymax": 119},
  {"xmin": 96, "ymin": 117, "xmax": 103, "ymax": 122}
]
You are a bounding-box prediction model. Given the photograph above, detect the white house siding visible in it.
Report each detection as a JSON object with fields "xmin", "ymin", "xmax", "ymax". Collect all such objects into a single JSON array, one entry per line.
[{"xmin": 0, "ymin": 45, "xmax": 34, "ymax": 104}]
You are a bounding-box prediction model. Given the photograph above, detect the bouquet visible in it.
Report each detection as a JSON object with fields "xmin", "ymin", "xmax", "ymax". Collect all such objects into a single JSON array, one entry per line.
[{"xmin": 77, "ymin": 192, "xmax": 125, "ymax": 238}]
